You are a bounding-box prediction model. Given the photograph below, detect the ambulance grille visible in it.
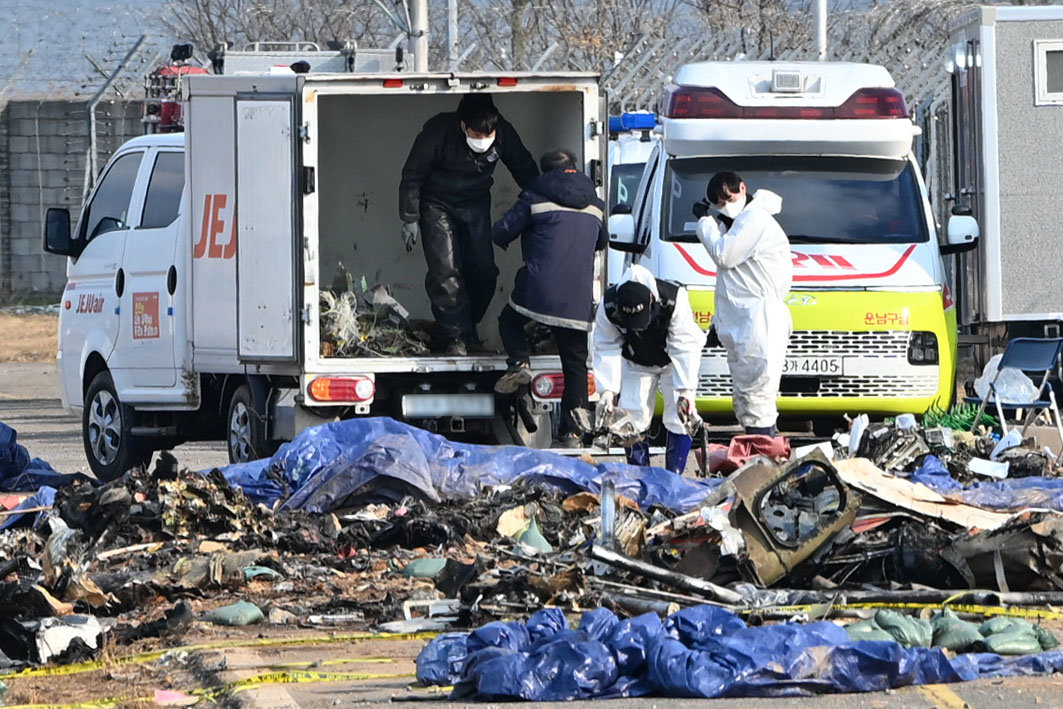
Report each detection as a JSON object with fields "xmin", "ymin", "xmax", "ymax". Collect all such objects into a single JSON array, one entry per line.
[
  {"xmin": 697, "ymin": 374, "xmax": 940, "ymax": 399},
  {"xmin": 702, "ymin": 330, "xmax": 912, "ymax": 359}
]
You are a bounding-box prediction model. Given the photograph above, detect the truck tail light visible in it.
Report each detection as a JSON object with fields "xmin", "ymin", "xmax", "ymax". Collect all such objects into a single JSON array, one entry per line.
[
  {"xmin": 308, "ymin": 376, "xmax": 375, "ymax": 402},
  {"xmin": 907, "ymin": 332, "xmax": 939, "ymax": 366},
  {"xmin": 382, "ymin": 79, "xmax": 404, "ymax": 88},
  {"xmin": 497, "ymin": 77, "xmax": 518, "ymax": 87},
  {"xmin": 531, "ymin": 374, "xmax": 597, "ymax": 400},
  {"xmin": 660, "ymin": 85, "xmax": 908, "ymax": 120}
]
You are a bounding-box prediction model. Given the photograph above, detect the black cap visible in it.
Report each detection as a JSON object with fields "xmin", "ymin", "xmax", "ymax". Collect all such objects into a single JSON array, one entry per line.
[{"xmin": 614, "ymin": 281, "xmax": 653, "ymax": 330}]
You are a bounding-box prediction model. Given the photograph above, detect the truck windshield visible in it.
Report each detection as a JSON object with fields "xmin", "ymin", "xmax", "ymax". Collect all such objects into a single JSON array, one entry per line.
[
  {"xmin": 610, "ymin": 162, "xmax": 646, "ymax": 210},
  {"xmin": 663, "ymin": 156, "xmax": 929, "ymax": 245}
]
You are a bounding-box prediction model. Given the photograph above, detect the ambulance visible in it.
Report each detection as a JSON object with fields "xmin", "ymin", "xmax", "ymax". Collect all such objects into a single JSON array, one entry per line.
[
  {"xmin": 608, "ymin": 61, "xmax": 980, "ymax": 424},
  {"xmin": 606, "ymin": 111, "xmax": 658, "ymax": 285}
]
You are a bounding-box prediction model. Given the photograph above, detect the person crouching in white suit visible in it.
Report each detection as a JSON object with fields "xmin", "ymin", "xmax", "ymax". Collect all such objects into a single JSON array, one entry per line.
[
  {"xmin": 694, "ymin": 171, "xmax": 793, "ymax": 436},
  {"xmin": 592, "ymin": 264, "xmax": 706, "ymax": 472}
]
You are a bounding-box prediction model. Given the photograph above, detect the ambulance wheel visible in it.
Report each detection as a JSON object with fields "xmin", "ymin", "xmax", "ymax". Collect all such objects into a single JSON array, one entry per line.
[
  {"xmin": 226, "ymin": 384, "xmax": 269, "ymax": 464},
  {"xmin": 83, "ymin": 371, "xmax": 149, "ymax": 482}
]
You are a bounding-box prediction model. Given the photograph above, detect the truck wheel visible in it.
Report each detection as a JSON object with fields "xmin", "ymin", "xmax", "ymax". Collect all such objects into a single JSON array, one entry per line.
[
  {"xmin": 226, "ymin": 384, "xmax": 269, "ymax": 464},
  {"xmin": 83, "ymin": 371, "xmax": 148, "ymax": 481}
]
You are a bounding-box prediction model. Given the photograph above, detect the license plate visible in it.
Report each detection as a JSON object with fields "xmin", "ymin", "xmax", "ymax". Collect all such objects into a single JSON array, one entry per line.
[
  {"xmin": 401, "ymin": 394, "xmax": 495, "ymax": 418},
  {"xmin": 783, "ymin": 357, "xmax": 844, "ymax": 376}
]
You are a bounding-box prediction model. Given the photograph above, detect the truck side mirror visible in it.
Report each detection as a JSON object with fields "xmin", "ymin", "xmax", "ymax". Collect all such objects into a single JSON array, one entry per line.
[
  {"xmin": 611, "ymin": 204, "xmax": 632, "ymax": 216},
  {"xmin": 942, "ymin": 203, "xmax": 979, "ymax": 254},
  {"xmin": 42, "ymin": 207, "xmax": 74, "ymax": 256},
  {"xmin": 608, "ymin": 213, "xmax": 643, "ymax": 253}
]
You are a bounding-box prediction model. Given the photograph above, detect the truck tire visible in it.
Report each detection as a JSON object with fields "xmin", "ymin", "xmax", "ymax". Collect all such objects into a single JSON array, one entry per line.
[
  {"xmin": 226, "ymin": 384, "xmax": 270, "ymax": 464},
  {"xmin": 82, "ymin": 371, "xmax": 149, "ymax": 481}
]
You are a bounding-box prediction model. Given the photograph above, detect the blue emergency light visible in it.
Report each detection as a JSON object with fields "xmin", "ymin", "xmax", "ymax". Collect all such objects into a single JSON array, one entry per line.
[{"xmin": 609, "ymin": 112, "xmax": 657, "ymax": 133}]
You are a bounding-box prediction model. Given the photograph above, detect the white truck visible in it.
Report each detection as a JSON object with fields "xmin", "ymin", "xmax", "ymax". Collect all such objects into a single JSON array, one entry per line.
[{"xmin": 44, "ymin": 59, "xmax": 605, "ymax": 480}]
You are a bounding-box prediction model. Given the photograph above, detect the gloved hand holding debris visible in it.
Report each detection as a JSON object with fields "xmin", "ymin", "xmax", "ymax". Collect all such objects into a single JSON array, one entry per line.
[
  {"xmin": 401, "ymin": 221, "xmax": 420, "ymax": 252},
  {"xmin": 677, "ymin": 395, "xmax": 704, "ymax": 437},
  {"xmin": 594, "ymin": 391, "xmax": 616, "ymax": 432}
]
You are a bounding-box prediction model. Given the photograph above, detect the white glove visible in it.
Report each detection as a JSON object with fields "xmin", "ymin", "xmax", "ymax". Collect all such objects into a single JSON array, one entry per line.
[
  {"xmin": 594, "ymin": 391, "xmax": 616, "ymax": 432},
  {"xmin": 401, "ymin": 221, "xmax": 420, "ymax": 252},
  {"xmin": 677, "ymin": 395, "xmax": 703, "ymax": 436}
]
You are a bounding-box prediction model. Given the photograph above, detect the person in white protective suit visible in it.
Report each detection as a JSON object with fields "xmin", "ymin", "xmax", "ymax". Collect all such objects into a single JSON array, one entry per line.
[
  {"xmin": 694, "ymin": 171, "xmax": 793, "ymax": 435},
  {"xmin": 592, "ymin": 264, "xmax": 707, "ymax": 472}
]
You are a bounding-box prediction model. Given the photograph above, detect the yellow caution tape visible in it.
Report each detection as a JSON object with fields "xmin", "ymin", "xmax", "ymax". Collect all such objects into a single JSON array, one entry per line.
[
  {"xmin": 3, "ymin": 669, "xmax": 418, "ymax": 708},
  {"xmin": 1, "ymin": 631, "xmax": 436, "ymax": 680}
]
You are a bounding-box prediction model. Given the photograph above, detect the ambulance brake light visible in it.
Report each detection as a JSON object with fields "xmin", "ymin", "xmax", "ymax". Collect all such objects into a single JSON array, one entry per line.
[{"xmin": 660, "ymin": 86, "xmax": 908, "ymax": 119}]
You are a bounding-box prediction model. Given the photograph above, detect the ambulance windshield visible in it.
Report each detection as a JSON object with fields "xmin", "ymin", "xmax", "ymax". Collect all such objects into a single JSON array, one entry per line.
[
  {"xmin": 664, "ymin": 156, "xmax": 929, "ymax": 245},
  {"xmin": 610, "ymin": 162, "xmax": 646, "ymax": 210}
]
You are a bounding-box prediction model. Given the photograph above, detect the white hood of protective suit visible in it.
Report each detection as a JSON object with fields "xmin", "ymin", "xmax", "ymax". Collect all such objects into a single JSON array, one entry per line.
[{"xmin": 746, "ymin": 189, "xmax": 782, "ymax": 216}]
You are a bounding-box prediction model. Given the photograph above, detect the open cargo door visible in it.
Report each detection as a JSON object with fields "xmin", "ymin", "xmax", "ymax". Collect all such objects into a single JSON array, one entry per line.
[{"xmin": 235, "ymin": 98, "xmax": 300, "ymax": 363}]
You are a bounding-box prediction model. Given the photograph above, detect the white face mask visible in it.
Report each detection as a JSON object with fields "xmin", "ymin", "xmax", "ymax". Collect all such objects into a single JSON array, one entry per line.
[
  {"xmin": 466, "ymin": 134, "xmax": 495, "ymax": 153},
  {"xmin": 719, "ymin": 198, "xmax": 744, "ymax": 219}
]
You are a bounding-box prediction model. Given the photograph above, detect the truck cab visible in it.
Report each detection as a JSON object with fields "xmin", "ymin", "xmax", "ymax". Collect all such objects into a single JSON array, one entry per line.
[{"xmin": 610, "ymin": 61, "xmax": 963, "ymax": 422}]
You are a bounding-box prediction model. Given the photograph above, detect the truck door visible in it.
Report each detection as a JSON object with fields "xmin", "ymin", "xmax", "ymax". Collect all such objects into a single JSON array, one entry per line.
[
  {"xmin": 112, "ymin": 148, "xmax": 183, "ymax": 387},
  {"xmin": 235, "ymin": 97, "xmax": 299, "ymax": 363},
  {"xmin": 61, "ymin": 150, "xmax": 143, "ymax": 405}
]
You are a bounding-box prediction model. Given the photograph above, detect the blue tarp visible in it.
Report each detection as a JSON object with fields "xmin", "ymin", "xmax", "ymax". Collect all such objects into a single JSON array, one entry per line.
[
  {"xmin": 417, "ymin": 605, "xmax": 1063, "ymax": 700},
  {"xmin": 0, "ymin": 421, "xmax": 91, "ymax": 493},
  {"xmin": 222, "ymin": 418, "xmax": 722, "ymax": 514},
  {"xmin": 910, "ymin": 454, "xmax": 1063, "ymax": 511}
]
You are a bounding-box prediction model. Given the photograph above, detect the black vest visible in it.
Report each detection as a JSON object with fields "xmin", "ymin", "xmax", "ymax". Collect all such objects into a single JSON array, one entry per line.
[{"xmin": 603, "ymin": 279, "xmax": 679, "ymax": 368}]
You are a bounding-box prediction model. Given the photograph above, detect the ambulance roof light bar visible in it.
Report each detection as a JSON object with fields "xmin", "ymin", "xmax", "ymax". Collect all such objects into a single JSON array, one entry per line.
[{"xmin": 660, "ymin": 86, "xmax": 908, "ymax": 120}]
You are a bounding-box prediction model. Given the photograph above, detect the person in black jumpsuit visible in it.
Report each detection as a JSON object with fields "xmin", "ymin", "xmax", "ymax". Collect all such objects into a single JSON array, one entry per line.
[{"xmin": 398, "ymin": 94, "xmax": 538, "ymax": 355}]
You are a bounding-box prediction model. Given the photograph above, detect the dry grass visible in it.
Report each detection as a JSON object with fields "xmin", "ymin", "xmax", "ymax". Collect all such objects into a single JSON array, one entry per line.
[{"xmin": 0, "ymin": 313, "xmax": 58, "ymax": 362}]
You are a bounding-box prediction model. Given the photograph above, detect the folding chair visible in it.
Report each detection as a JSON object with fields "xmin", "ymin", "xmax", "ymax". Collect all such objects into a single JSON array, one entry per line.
[{"xmin": 963, "ymin": 338, "xmax": 1063, "ymax": 459}]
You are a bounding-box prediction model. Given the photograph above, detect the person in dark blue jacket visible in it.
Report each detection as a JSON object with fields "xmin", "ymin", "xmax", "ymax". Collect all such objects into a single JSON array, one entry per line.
[{"xmin": 490, "ymin": 149, "xmax": 608, "ymax": 447}]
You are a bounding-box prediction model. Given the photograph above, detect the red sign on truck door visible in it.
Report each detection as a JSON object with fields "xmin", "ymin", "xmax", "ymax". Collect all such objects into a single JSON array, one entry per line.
[{"xmin": 133, "ymin": 292, "xmax": 161, "ymax": 339}]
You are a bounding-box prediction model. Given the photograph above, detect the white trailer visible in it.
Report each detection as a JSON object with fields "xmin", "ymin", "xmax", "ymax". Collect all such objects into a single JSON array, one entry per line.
[
  {"xmin": 44, "ymin": 68, "xmax": 604, "ymax": 479},
  {"xmin": 947, "ymin": 6, "xmax": 1063, "ymax": 344}
]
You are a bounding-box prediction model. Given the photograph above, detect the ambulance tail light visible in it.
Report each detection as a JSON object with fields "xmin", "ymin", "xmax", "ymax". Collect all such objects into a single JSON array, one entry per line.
[
  {"xmin": 834, "ymin": 88, "xmax": 908, "ymax": 118},
  {"xmin": 308, "ymin": 376, "xmax": 375, "ymax": 402},
  {"xmin": 531, "ymin": 374, "xmax": 597, "ymax": 400},
  {"xmin": 660, "ymin": 85, "xmax": 908, "ymax": 120}
]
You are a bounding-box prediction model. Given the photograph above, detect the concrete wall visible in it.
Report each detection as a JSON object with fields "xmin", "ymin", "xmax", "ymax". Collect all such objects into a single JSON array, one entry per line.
[
  {"xmin": 0, "ymin": 99, "xmax": 143, "ymax": 300},
  {"xmin": 996, "ymin": 19, "xmax": 1063, "ymax": 318}
]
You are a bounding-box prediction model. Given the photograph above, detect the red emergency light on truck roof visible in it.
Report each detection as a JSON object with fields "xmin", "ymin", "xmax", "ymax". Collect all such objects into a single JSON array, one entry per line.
[{"xmin": 660, "ymin": 86, "xmax": 908, "ymax": 120}]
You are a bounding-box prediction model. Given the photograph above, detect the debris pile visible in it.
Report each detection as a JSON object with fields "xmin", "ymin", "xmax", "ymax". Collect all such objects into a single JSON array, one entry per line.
[
  {"xmin": 318, "ymin": 264, "xmax": 432, "ymax": 357},
  {"xmin": 4, "ymin": 408, "xmax": 1063, "ymax": 700}
]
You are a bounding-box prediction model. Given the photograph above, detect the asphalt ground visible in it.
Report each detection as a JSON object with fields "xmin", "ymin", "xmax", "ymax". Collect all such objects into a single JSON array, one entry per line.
[{"xmin": 4, "ymin": 362, "xmax": 1063, "ymax": 707}]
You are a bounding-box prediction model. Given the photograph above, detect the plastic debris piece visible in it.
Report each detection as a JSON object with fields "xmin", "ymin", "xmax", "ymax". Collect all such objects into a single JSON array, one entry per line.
[
  {"xmin": 519, "ymin": 516, "xmax": 553, "ymax": 553},
  {"xmin": 402, "ymin": 558, "xmax": 448, "ymax": 578},
  {"xmin": 202, "ymin": 600, "xmax": 264, "ymax": 626},
  {"xmin": 992, "ymin": 429, "xmax": 1024, "ymax": 461},
  {"xmin": 243, "ymin": 565, "xmax": 282, "ymax": 581},
  {"xmin": 969, "ymin": 457, "xmax": 1010, "ymax": 480}
]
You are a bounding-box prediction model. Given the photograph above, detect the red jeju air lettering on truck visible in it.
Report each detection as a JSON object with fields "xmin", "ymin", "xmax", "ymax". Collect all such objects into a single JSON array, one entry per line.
[
  {"xmin": 193, "ymin": 194, "xmax": 237, "ymax": 260},
  {"xmin": 76, "ymin": 293, "xmax": 105, "ymax": 314}
]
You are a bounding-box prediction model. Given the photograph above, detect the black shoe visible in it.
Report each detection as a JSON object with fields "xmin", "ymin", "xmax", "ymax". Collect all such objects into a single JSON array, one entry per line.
[
  {"xmin": 555, "ymin": 432, "xmax": 582, "ymax": 449},
  {"xmin": 445, "ymin": 340, "xmax": 468, "ymax": 357},
  {"xmin": 494, "ymin": 362, "xmax": 531, "ymax": 394}
]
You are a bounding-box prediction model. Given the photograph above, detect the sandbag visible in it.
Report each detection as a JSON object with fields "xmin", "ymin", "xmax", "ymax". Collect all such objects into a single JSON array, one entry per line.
[
  {"xmin": 979, "ymin": 616, "xmax": 1032, "ymax": 637},
  {"xmin": 931, "ymin": 609, "xmax": 985, "ymax": 652},
  {"xmin": 984, "ymin": 631, "xmax": 1043, "ymax": 656},
  {"xmin": 875, "ymin": 609, "xmax": 933, "ymax": 648},
  {"xmin": 846, "ymin": 620, "xmax": 896, "ymax": 644}
]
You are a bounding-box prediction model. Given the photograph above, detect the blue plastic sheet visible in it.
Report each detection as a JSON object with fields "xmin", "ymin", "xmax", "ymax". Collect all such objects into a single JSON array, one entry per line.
[
  {"xmin": 417, "ymin": 604, "xmax": 1063, "ymax": 700},
  {"xmin": 909, "ymin": 453, "xmax": 1063, "ymax": 511},
  {"xmin": 0, "ymin": 486, "xmax": 56, "ymax": 530},
  {"xmin": 0, "ymin": 422, "xmax": 90, "ymax": 492},
  {"xmin": 221, "ymin": 418, "xmax": 720, "ymax": 514},
  {"xmin": 910, "ymin": 455, "xmax": 962, "ymax": 494}
]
